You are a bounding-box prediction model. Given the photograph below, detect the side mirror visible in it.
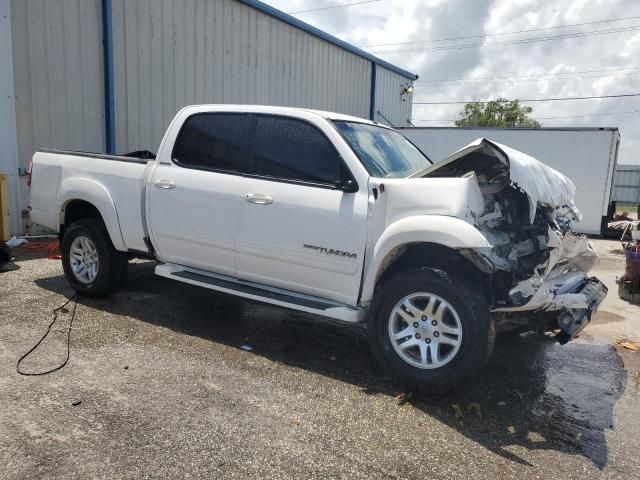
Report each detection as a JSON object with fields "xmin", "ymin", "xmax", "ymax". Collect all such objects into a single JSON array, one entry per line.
[{"xmin": 336, "ymin": 179, "xmax": 358, "ymax": 193}]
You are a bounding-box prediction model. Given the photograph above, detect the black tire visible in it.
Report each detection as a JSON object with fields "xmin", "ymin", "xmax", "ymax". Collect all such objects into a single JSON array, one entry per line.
[
  {"xmin": 61, "ymin": 219, "xmax": 128, "ymax": 298},
  {"xmin": 367, "ymin": 268, "xmax": 495, "ymax": 394}
]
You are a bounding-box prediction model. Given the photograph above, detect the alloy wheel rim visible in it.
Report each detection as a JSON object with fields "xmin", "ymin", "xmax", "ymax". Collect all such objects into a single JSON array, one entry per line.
[
  {"xmin": 388, "ymin": 292, "xmax": 463, "ymax": 369},
  {"xmin": 69, "ymin": 235, "xmax": 99, "ymax": 284}
]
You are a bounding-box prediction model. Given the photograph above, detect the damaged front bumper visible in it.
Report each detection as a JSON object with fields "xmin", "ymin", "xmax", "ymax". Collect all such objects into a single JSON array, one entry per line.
[
  {"xmin": 555, "ymin": 276, "xmax": 607, "ymax": 342},
  {"xmin": 491, "ymin": 229, "xmax": 607, "ymax": 341}
]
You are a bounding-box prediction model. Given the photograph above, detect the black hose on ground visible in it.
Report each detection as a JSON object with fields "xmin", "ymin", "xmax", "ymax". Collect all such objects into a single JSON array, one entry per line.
[{"xmin": 16, "ymin": 295, "xmax": 78, "ymax": 376}]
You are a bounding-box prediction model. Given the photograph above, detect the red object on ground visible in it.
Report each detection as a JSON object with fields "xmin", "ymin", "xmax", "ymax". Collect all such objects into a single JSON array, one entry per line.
[
  {"xmin": 20, "ymin": 240, "xmax": 61, "ymax": 260},
  {"xmin": 48, "ymin": 240, "xmax": 61, "ymax": 260}
]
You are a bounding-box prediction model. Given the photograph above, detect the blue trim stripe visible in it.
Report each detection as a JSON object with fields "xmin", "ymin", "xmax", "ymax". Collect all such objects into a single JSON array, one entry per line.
[
  {"xmin": 238, "ymin": 0, "xmax": 418, "ymax": 81},
  {"xmin": 101, "ymin": 0, "xmax": 116, "ymax": 154},
  {"xmin": 369, "ymin": 62, "xmax": 377, "ymax": 120}
]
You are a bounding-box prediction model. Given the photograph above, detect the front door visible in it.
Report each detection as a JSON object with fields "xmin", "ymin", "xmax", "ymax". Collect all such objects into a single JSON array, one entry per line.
[
  {"xmin": 147, "ymin": 112, "xmax": 251, "ymax": 276},
  {"xmin": 236, "ymin": 114, "xmax": 368, "ymax": 305}
]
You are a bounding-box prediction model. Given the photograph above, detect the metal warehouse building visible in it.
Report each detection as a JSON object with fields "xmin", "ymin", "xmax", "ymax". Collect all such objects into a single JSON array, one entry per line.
[{"xmin": 0, "ymin": 0, "xmax": 417, "ymax": 235}]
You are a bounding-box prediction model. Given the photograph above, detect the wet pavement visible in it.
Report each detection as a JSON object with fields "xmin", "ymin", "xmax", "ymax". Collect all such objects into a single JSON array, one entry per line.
[{"xmin": 0, "ymin": 239, "xmax": 638, "ymax": 478}]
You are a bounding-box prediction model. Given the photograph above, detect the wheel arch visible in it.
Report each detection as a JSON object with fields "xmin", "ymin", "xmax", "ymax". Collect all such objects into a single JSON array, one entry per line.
[
  {"xmin": 360, "ymin": 215, "xmax": 492, "ymax": 304},
  {"xmin": 58, "ymin": 179, "xmax": 126, "ymax": 251}
]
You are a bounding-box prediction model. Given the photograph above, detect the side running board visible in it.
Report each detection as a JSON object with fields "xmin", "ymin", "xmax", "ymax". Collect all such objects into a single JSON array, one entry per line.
[{"xmin": 155, "ymin": 263, "xmax": 365, "ymax": 323}]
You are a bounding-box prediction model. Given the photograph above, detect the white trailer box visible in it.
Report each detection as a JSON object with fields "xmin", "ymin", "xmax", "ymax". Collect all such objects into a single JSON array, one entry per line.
[{"xmin": 399, "ymin": 127, "xmax": 620, "ymax": 235}]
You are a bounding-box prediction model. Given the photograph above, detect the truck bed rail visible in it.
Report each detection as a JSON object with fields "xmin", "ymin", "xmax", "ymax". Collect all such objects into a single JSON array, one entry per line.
[{"xmin": 38, "ymin": 149, "xmax": 151, "ymax": 165}]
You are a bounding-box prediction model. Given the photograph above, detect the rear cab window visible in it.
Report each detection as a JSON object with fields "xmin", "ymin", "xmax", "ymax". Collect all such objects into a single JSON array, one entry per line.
[{"xmin": 172, "ymin": 113, "xmax": 251, "ymax": 173}]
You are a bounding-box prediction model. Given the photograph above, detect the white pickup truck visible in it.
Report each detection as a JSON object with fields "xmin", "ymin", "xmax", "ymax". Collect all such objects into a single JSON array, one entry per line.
[{"xmin": 30, "ymin": 105, "xmax": 606, "ymax": 392}]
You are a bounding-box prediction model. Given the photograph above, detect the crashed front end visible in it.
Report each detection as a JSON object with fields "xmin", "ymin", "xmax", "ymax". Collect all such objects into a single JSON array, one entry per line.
[{"xmin": 420, "ymin": 138, "xmax": 607, "ymax": 342}]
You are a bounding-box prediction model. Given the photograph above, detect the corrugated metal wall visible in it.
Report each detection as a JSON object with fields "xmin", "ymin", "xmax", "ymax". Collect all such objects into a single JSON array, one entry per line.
[
  {"xmin": 111, "ymin": 0, "xmax": 373, "ymax": 152},
  {"xmin": 0, "ymin": 0, "xmax": 21, "ymax": 234},
  {"xmin": 613, "ymin": 165, "xmax": 640, "ymax": 204},
  {"xmin": 10, "ymin": 0, "xmax": 105, "ymax": 213},
  {"xmin": 374, "ymin": 66, "xmax": 413, "ymax": 127},
  {"xmin": 5, "ymin": 0, "xmax": 415, "ymax": 234}
]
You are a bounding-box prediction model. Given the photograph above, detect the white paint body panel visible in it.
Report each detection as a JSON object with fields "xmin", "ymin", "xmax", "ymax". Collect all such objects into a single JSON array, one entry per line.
[
  {"xmin": 30, "ymin": 151, "xmax": 149, "ymax": 252},
  {"xmin": 236, "ymin": 178, "xmax": 368, "ymax": 305},
  {"xmin": 400, "ymin": 127, "xmax": 620, "ymax": 235},
  {"xmin": 147, "ymin": 163, "xmax": 244, "ymax": 276}
]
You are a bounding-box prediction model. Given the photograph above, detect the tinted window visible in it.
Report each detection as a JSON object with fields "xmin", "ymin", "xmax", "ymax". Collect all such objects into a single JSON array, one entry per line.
[
  {"xmin": 253, "ymin": 115, "xmax": 341, "ymax": 184},
  {"xmin": 173, "ymin": 113, "xmax": 250, "ymax": 172}
]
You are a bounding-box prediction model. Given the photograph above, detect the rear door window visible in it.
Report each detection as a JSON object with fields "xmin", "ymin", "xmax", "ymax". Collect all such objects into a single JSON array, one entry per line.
[
  {"xmin": 172, "ymin": 113, "xmax": 251, "ymax": 173},
  {"xmin": 252, "ymin": 115, "xmax": 341, "ymax": 185}
]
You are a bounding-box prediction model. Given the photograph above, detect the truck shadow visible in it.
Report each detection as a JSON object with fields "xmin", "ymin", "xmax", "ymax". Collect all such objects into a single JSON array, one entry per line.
[{"xmin": 35, "ymin": 261, "xmax": 627, "ymax": 470}]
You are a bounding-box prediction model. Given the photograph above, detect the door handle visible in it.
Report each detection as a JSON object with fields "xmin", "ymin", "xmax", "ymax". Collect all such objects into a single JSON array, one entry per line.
[
  {"xmin": 153, "ymin": 179, "xmax": 176, "ymax": 189},
  {"xmin": 245, "ymin": 193, "xmax": 273, "ymax": 205}
]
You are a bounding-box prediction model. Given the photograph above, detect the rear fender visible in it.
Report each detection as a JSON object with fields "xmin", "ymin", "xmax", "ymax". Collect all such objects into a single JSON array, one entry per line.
[
  {"xmin": 360, "ymin": 215, "xmax": 491, "ymax": 304},
  {"xmin": 58, "ymin": 178, "xmax": 127, "ymax": 251}
]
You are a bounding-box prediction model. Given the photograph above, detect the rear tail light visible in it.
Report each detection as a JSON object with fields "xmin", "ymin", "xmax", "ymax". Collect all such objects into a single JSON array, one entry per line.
[{"xmin": 27, "ymin": 161, "xmax": 33, "ymax": 188}]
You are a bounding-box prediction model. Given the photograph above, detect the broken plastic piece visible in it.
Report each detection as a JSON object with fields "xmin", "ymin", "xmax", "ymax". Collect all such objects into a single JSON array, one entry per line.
[
  {"xmin": 615, "ymin": 340, "xmax": 638, "ymax": 351},
  {"xmin": 6, "ymin": 236, "xmax": 27, "ymax": 247}
]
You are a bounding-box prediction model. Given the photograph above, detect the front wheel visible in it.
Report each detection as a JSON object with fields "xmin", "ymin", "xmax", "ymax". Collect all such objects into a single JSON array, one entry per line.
[
  {"xmin": 61, "ymin": 219, "xmax": 128, "ymax": 298},
  {"xmin": 367, "ymin": 268, "xmax": 495, "ymax": 393}
]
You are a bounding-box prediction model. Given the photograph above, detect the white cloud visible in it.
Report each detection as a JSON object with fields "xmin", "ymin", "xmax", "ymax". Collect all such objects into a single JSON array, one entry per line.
[{"xmin": 267, "ymin": 0, "xmax": 640, "ymax": 165}]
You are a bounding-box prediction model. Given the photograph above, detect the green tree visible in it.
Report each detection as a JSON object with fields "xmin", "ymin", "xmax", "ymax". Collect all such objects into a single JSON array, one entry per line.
[{"xmin": 455, "ymin": 98, "xmax": 541, "ymax": 128}]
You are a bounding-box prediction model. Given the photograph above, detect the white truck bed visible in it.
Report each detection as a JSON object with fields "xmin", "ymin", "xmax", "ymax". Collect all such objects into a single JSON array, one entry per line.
[{"xmin": 29, "ymin": 149, "xmax": 151, "ymax": 252}]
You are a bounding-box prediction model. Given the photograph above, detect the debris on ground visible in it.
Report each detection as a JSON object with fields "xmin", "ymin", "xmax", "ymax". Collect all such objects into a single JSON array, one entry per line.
[
  {"xmin": 466, "ymin": 402, "xmax": 482, "ymax": 418},
  {"xmin": 395, "ymin": 392, "xmax": 412, "ymax": 405},
  {"xmin": 527, "ymin": 431, "xmax": 545, "ymax": 443},
  {"xmin": 615, "ymin": 339, "xmax": 638, "ymax": 351},
  {"xmin": 451, "ymin": 403, "xmax": 464, "ymax": 420},
  {"xmin": 6, "ymin": 236, "xmax": 27, "ymax": 247},
  {"xmin": 512, "ymin": 388, "xmax": 524, "ymax": 401}
]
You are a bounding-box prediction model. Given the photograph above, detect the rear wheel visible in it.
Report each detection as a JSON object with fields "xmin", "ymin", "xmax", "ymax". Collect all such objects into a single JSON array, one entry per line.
[
  {"xmin": 368, "ymin": 268, "xmax": 494, "ymax": 393},
  {"xmin": 61, "ymin": 219, "xmax": 128, "ymax": 298}
]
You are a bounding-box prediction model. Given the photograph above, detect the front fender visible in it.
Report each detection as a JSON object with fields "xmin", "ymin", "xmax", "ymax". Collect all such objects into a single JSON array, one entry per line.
[
  {"xmin": 360, "ymin": 215, "xmax": 490, "ymax": 304},
  {"xmin": 58, "ymin": 178, "xmax": 127, "ymax": 251}
]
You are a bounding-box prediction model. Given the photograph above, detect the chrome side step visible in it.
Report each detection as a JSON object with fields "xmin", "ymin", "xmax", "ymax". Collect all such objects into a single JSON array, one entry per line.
[{"xmin": 155, "ymin": 263, "xmax": 366, "ymax": 323}]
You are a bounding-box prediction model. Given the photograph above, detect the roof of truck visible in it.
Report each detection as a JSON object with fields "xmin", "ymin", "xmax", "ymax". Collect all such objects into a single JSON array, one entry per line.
[
  {"xmin": 181, "ymin": 104, "xmax": 382, "ymax": 126},
  {"xmin": 301, "ymin": 108, "xmax": 379, "ymax": 124}
]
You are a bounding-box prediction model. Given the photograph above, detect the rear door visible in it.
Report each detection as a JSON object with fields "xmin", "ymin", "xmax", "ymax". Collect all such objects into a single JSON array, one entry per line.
[
  {"xmin": 147, "ymin": 113, "xmax": 250, "ymax": 276},
  {"xmin": 236, "ymin": 114, "xmax": 368, "ymax": 305}
]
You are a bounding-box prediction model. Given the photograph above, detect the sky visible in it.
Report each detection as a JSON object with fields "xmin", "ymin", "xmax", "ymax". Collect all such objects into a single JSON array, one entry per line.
[{"xmin": 265, "ymin": 0, "xmax": 640, "ymax": 165}]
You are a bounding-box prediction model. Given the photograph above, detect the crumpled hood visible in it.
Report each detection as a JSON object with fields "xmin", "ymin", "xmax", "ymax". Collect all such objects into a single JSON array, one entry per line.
[{"xmin": 418, "ymin": 138, "xmax": 581, "ymax": 224}]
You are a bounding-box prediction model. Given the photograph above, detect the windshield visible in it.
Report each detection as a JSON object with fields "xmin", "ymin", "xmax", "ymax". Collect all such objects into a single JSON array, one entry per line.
[{"xmin": 333, "ymin": 121, "xmax": 432, "ymax": 178}]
